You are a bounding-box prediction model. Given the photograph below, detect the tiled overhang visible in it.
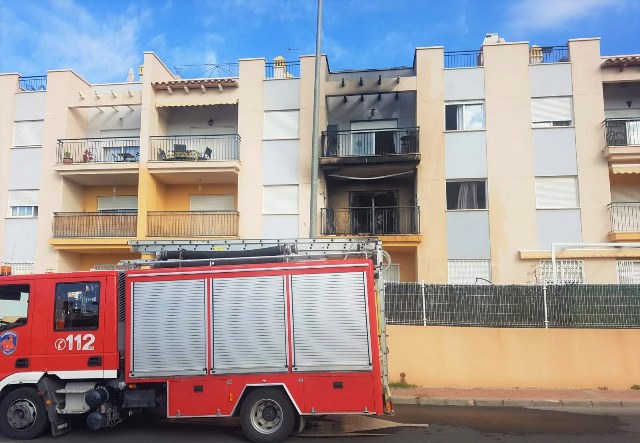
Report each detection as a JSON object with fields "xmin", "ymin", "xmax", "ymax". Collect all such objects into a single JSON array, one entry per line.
[{"xmin": 601, "ymin": 56, "xmax": 640, "ymax": 71}]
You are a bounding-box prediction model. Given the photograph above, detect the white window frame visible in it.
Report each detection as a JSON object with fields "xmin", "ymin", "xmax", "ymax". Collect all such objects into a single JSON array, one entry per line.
[
  {"xmin": 7, "ymin": 190, "xmax": 39, "ymax": 218},
  {"xmin": 448, "ymin": 260, "xmax": 492, "ymax": 284},
  {"xmin": 531, "ymin": 97, "xmax": 573, "ymax": 128},
  {"xmin": 445, "ymin": 101, "xmax": 485, "ymax": 131},
  {"xmin": 538, "ymin": 260, "xmax": 585, "ymax": 284}
]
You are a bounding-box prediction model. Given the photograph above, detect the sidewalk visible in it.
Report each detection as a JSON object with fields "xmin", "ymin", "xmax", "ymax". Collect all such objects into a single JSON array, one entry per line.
[{"xmin": 391, "ymin": 387, "xmax": 640, "ymax": 409}]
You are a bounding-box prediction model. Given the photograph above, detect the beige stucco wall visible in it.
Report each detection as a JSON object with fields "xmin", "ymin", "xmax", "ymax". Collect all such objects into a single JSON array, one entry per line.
[
  {"xmin": 0, "ymin": 74, "xmax": 19, "ymax": 262},
  {"xmin": 388, "ymin": 325, "xmax": 640, "ymax": 389}
]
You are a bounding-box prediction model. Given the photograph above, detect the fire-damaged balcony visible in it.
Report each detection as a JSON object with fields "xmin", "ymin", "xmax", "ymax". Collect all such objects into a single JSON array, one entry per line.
[
  {"xmin": 147, "ymin": 211, "xmax": 239, "ymax": 237},
  {"xmin": 52, "ymin": 212, "xmax": 137, "ymax": 238},
  {"xmin": 321, "ymin": 206, "xmax": 420, "ymax": 236}
]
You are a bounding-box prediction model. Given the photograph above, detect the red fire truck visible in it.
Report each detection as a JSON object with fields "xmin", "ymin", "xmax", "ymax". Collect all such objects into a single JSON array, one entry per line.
[{"xmin": 0, "ymin": 239, "xmax": 391, "ymax": 442}]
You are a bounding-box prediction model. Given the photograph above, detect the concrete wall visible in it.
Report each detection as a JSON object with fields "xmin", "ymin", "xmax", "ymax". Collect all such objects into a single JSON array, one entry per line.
[{"xmin": 387, "ymin": 325, "xmax": 640, "ymax": 389}]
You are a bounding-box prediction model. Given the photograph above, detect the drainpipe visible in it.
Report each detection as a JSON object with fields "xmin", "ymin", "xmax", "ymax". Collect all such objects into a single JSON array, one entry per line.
[{"xmin": 309, "ymin": 0, "xmax": 322, "ymax": 238}]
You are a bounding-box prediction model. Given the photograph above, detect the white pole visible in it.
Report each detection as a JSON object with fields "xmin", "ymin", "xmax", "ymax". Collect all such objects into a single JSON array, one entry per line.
[{"xmin": 309, "ymin": 0, "xmax": 322, "ymax": 238}]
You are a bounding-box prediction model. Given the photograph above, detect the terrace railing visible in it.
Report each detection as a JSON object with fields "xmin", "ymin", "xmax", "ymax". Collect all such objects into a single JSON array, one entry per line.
[
  {"xmin": 19, "ymin": 75, "xmax": 47, "ymax": 91},
  {"xmin": 604, "ymin": 118, "xmax": 640, "ymax": 146},
  {"xmin": 529, "ymin": 46, "xmax": 570, "ymax": 64},
  {"xmin": 57, "ymin": 137, "xmax": 140, "ymax": 164},
  {"xmin": 321, "ymin": 206, "xmax": 420, "ymax": 236},
  {"xmin": 265, "ymin": 62, "xmax": 300, "ymax": 79},
  {"xmin": 444, "ymin": 50, "xmax": 483, "ymax": 68},
  {"xmin": 53, "ymin": 212, "xmax": 137, "ymax": 237},
  {"xmin": 321, "ymin": 127, "xmax": 419, "ymax": 157},
  {"xmin": 147, "ymin": 211, "xmax": 239, "ymax": 237},
  {"xmin": 149, "ymin": 135, "xmax": 240, "ymax": 161},
  {"xmin": 608, "ymin": 202, "xmax": 640, "ymax": 232}
]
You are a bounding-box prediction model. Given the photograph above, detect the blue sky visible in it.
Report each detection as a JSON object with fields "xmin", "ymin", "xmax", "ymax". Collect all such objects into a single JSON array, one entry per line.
[{"xmin": 1, "ymin": 0, "xmax": 638, "ymax": 83}]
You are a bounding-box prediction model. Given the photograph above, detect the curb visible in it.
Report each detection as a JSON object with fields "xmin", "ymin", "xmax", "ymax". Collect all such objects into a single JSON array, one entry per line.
[{"xmin": 392, "ymin": 395, "xmax": 640, "ymax": 410}]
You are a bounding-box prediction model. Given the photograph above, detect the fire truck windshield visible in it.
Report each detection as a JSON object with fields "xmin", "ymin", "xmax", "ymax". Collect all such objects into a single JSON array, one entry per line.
[{"xmin": 0, "ymin": 284, "xmax": 29, "ymax": 331}]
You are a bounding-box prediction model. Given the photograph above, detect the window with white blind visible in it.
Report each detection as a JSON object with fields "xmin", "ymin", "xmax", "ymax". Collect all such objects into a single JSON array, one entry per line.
[
  {"xmin": 531, "ymin": 97, "xmax": 573, "ymax": 128},
  {"xmin": 538, "ymin": 260, "xmax": 584, "ymax": 284},
  {"xmin": 617, "ymin": 261, "xmax": 640, "ymax": 284},
  {"xmin": 8, "ymin": 190, "xmax": 38, "ymax": 218},
  {"xmin": 264, "ymin": 111, "xmax": 299, "ymax": 140},
  {"xmin": 382, "ymin": 264, "xmax": 400, "ymax": 282},
  {"xmin": 445, "ymin": 102, "xmax": 484, "ymax": 131},
  {"xmin": 13, "ymin": 121, "xmax": 44, "ymax": 147},
  {"xmin": 264, "ymin": 186, "xmax": 298, "ymax": 214},
  {"xmin": 448, "ymin": 260, "xmax": 491, "ymax": 284},
  {"xmin": 535, "ymin": 177, "xmax": 579, "ymax": 209},
  {"xmin": 189, "ymin": 195, "xmax": 234, "ymax": 211},
  {"xmin": 97, "ymin": 196, "xmax": 138, "ymax": 213}
]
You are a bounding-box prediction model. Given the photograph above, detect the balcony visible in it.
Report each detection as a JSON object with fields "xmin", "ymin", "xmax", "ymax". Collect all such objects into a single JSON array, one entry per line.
[
  {"xmin": 52, "ymin": 212, "xmax": 137, "ymax": 238},
  {"xmin": 57, "ymin": 137, "xmax": 140, "ymax": 164},
  {"xmin": 529, "ymin": 46, "xmax": 569, "ymax": 64},
  {"xmin": 19, "ymin": 75, "xmax": 47, "ymax": 91},
  {"xmin": 321, "ymin": 207, "xmax": 420, "ymax": 236},
  {"xmin": 444, "ymin": 50, "xmax": 483, "ymax": 68},
  {"xmin": 603, "ymin": 119, "xmax": 640, "ymax": 170},
  {"xmin": 147, "ymin": 211, "xmax": 239, "ymax": 237},
  {"xmin": 608, "ymin": 202, "xmax": 640, "ymax": 241}
]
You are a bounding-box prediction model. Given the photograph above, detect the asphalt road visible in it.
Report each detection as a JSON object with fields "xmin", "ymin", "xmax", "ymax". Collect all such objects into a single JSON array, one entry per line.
[{"xmin": 4, "ymin": 404, "xmax": 640, "ymax": 442}]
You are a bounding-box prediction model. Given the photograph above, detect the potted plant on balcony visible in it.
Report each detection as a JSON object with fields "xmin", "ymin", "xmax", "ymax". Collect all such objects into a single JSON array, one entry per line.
[{"xmin": 62, "ymin": 152, "xmax": 73, "ymax": 164}]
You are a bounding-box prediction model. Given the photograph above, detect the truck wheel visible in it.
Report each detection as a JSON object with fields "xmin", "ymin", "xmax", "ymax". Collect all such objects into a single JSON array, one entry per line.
[
  {"xmin": 240, "ymin": 388, "xmax": 296, "ymax": 443},
  {"xmin": 0, "ymin": 387, "xmax": 49, "ymax": 439}
]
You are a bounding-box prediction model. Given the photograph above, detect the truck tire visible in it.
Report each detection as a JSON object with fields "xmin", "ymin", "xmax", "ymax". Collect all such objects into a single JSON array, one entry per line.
[
  {"xmin": 240, "ymin": 388, "xmax": 296, "ymax": 443},
  {"xmin": 0, "ymin": 387, "xmax": 49, "ymax": 440}
]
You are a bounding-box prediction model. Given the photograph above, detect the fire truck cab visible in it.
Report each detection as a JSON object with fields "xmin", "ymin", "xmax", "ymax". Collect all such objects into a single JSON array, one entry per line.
[{"xmin": 0, "ymin": 239, "xmax": 391, "ymax": 443}]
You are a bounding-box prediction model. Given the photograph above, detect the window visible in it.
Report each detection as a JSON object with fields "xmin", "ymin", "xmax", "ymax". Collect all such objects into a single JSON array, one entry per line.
[
  {"xmin": 445, "ymin": 103, "xmax": 484, "ymax": 131},
  {"xmin": 264, "ymin": 111, "xmax": 299, "ymax": 140},
  {"xmin": 8, "ymin": 190, "xmax": 38, "ymax": 218},
  {"xmin": 617, "ymin": 261, "xmax": 640, "ymax": 284},
  {"xmin": 97, "ymin": 196, "xmax": 138, "ymax": 213},
  {"xmin": 535, "ymin": 177, "xmax": 578, "ymax": 209},
  {"xmin": 264, "ymin": 186, "xmax": 298, "ymax": 214},
  {"xmin": 531, "ymin": 97, "xmax": 573, "ymax": 128},
  {"xmin": 448, "ymin": 260, "xmax": 491, "ymax": 284},
  {"xmin": 190, "ymin": 195, "xmax": 234, "ymax": 211},
  {"xmin": 0, "ymin": 284, "xmax": 29, "ymax": 330},
  {"xmin": 446, "ymin": 180, "xmax": 487, "ymax": 210},
  {"xmin": 538, "ymin": 260, "xmax": 584, "ymax": 284},
  {"xmin": 382, "ymin": 264, "xmax": 400, "ymax": 282},
  {"xmin": 54, "ymin": 282, "xmax": 100, "ymax": 331}
]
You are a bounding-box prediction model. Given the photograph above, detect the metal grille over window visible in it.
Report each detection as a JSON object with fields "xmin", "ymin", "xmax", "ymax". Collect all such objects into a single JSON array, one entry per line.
[
  {"xmin": 538, "ymin": 260, "xmax": 584, "ymax": 284},
  {"xmin": 291, "ymin": 272, "xmax": 372, "ymax": 371},
  {"xmin": 617, "ymin": 261, "xmax": 640, "ymax": 284},
  {"xmin": 131, "ymin": 279, "xmax": 207, "ymax": 377},
  {"xmin": 211, "ymin": 276, "xmax": 287, "ymax": 373},
  {"xmin": 448, "ymin": 260, "xmax": 491, "ymax": 284}
]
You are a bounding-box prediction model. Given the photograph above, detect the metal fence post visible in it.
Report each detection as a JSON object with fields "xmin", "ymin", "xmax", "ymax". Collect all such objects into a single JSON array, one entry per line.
[
  {"xmin": 421, "ymin": 280, "xmax": 427, "ymax": 326},
  {"xmin": 543, "ymin": 285, "xmax": 549, "ymax": 328}
]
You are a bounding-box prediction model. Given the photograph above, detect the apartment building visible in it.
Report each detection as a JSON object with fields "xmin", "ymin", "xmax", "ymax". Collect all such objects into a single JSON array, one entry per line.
[{"xmin": 1, "ymin": 36, "xmax": 639, "ymax": 284}]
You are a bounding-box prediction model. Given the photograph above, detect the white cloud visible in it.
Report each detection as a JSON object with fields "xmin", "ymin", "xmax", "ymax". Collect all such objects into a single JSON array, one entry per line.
[{"xmin": 506, "ymin": 0, "xmax": 625, "ymax": 32}]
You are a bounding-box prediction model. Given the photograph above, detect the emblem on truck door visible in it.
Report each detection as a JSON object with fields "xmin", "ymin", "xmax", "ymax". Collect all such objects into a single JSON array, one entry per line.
[{"xmin": 0, "ymin": 331, "xmax": 17, "ymax": 355}]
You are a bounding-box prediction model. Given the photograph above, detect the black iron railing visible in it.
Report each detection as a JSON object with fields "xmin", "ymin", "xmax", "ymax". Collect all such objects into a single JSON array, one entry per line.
[
  {"xmin": 529, "ymin": 46, "xmax": 570, "ymax": 64},
  {"xmin": 53, "ymin": 212, "xmax": 137, "ymax": 237},
  {"xmin": 321, "ymin": 127, "xmax": 419, "ymax": 157},
  {"xmin": 19, "ymin": 75, "xmax": 47, "ymax": 91},
  {"xmin": 149, "ymin": 135, "xmax": 240, "ymax": 161},
  {"xmin": 57, "ymin": 137, "xmax": 140, "ymax": 164},
  {"xmin": 604, "ymin": 118, "xmax": 640, "ymax": 147},
  {"xmin": 147, "ymin": 211, "xmax": 239, "ymax": 237},
  {"xmin": 265, "ymin": 62, "xmax": 300, "ymax": 79},
  {"xmin": 444, "ymin": 50, "xmax": 483, "ymax": 68},
  {"xmin": 173, "ymin": 63, "xmax": 239, "ymax": 79},
  {"xmin": 321, "ymin": 206, "xmax": 420, "ymax": 236},
  {"xmin": 608, "ymin": 202, "xmax": 640, "ymax": 232}
]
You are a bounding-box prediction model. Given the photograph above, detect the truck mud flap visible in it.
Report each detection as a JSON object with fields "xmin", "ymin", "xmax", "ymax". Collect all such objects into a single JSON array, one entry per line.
[{"xmin": 37, "ymin": 377, "xmax": 72, "ymax": 437}]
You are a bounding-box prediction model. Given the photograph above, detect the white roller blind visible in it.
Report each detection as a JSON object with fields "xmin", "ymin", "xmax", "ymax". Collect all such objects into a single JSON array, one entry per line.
[
  {"xmin": 264, "ymin": 186, "xmax": 298, "ymax": 214},
  {"xmin": 350, "ymin": 119, "xmax": 397, "ymax": 131},
  {"xmin": 611, "ymin": 185, "xmax": 640, "ymax": 202},
  {"xmin": 8, "ymin": 190, "xmax": 38, "ymax": 206},
  {"xmin": 97, "ymin": 196, "xmax": 138, "ymax": 211},
  {"xmin": 13, "ymin": 121, "xmax": 44, "ymax": 146},
  {"xmin": 531, "ymin": 97, "xmax": 572, "ymax": 124},
  {"xmin": 535, "ymin": 177, "xmax": 579, "ymax": 208},
  {"xmin": 264, "ymin": 111, "xmax": 299, "ymax": 140},
  {"xmin": 190, "ymin": 195, "xmax": 234, "ymax": 211}
]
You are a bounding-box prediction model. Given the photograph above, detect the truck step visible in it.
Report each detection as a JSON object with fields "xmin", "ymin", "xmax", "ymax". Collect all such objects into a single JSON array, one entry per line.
[
  {"xmin": 56, "ymin": 407, "xmax": 91, "ymax": 415},
  {"xmin": 55, "ymin": 387, "xmax": 93, "ymax": 394}
]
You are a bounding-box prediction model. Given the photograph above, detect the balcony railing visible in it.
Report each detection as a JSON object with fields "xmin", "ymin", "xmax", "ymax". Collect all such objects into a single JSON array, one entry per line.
[
  {"xmin": 444, "ymin": 50, "xmax": 483, "ymax": 68},
  {"xmin": 19, "ymin": 75, "xmax": 47, "ymax": 91},
  {"xmin": 149, "ymin": 135, "xmax": 240, "ymax": 161},
  {"xmin": 608, "ymin": 202, "xmax": 640, "ymax": 232},
  {"xmin": 173, "ymin": 63, "xmax": 239, "ymax": 79},
  {"xmin": 321, "ymin": 127, "xmax": 419, "ymax": 157},
  {"xmin": 265, "ymin": 62, "xmax": 300, "ymax": 79},
  {"xmin": 57, "ymin": 137, "xmax": 140, "ymax": 164},
  {"xmin": 53, "ymin": 212, "xmax": 137, "ymax": 237},
  {"xmin": 147, "ymin": 211, "xmax": 239, "ymax": 237},
  {"xmin": 604, "ymin": 119, "xmax": 640, "ymax": 147},
  {"xmin": 529, "ymin": 46, "xmax": 569, "ymax": 64},
  {"xmin": 321, "ymin": 207, "xmax": 420, "ymax": 236}
]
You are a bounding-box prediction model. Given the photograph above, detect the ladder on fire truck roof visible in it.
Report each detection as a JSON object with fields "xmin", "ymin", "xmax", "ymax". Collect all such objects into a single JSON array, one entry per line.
[{"xmin": 127, "ymin": 237, "xmax": 392, "ymax": 408}]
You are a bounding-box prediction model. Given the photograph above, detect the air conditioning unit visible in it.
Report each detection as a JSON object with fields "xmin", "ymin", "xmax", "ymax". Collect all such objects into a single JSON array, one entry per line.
[{"xmin": 483, "ymin": 33, "xmax": 505, "ymax": 45}]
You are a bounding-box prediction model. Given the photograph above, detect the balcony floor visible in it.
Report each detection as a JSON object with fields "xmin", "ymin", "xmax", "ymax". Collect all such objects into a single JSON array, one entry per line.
[{"xmin": 148, "ymin": 160, "xmax": 240, "ymax": 184}]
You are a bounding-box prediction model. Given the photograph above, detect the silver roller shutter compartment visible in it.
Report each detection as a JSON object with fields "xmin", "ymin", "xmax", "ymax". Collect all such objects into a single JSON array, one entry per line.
[
  {"xmin": 131, "ymin": 279, "xmax": 207, "ymax": 377},
  {"xmin": 291, "ymin": 272, "xmax": 372, "ymax": 371},
  {"xmin": 212, "ymin": 275, "xmax": 287, "ymax": 373}
]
